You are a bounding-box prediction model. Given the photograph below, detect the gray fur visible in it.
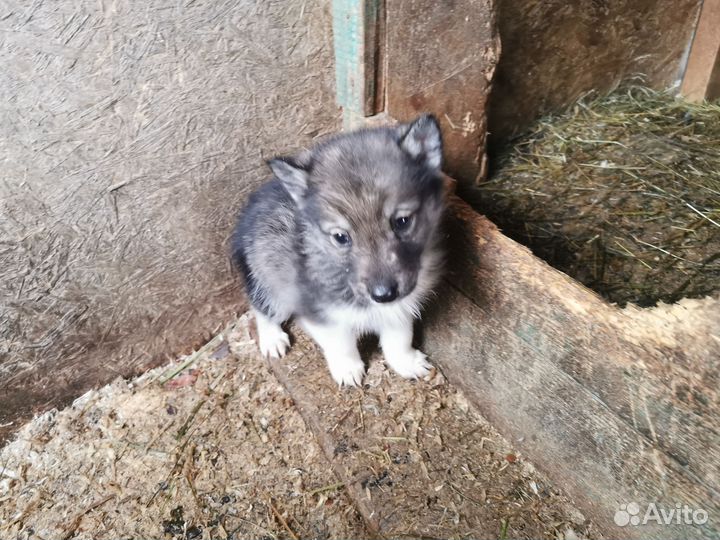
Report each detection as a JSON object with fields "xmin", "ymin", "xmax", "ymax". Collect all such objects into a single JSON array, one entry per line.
[{"xmin": 231, "ymin": 114, "xmax": 445, "ymax": 329}]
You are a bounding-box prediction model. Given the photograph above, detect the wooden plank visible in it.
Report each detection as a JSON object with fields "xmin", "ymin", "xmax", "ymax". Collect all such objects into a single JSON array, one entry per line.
[
  {"xmin": 384, "ymin": 0, "xmax": 499, "ymax": 183},
  {"xmin": 331, "ymin": 0, "xmax": 383, "ymax": 128},
  {"xmin": 490, "ymin": 0, "xmax": 702, "ymax": 142},
  {"xmin": 681, "ymin": 0, "xmax": 720, "ymax": 101},
  {"xmin": 708, "ymin": 57, "xmax": 720, "ymax": 100},
  {"xmin": 421, "ymin": 196, "xmax": 720, "ymax": 538},
  {"xmin": 332, "ymin": 0, "xmax": 500, "ymax": 179}
]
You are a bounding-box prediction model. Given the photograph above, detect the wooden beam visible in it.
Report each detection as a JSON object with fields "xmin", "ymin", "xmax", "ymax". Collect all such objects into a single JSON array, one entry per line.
[
  {"xmin": 421, "ymin": 196, "xmax": 720, "ymax": 538},
  {"xmin": 332, "ymin": 0, "xmax": 500, "ymax": 182},
  {"xmin": 681, "ymin": 0, "xmax": 720, "ymax": 101},
  {"xmin": 384, "ymin": 0, "xmax": 499, "ymax": 183}
]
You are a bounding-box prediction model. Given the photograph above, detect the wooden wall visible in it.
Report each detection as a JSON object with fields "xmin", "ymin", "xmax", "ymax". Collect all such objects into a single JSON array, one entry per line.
[{"xmin": 488, "ymin": 0, "xmax": 702, "ymax": 145}]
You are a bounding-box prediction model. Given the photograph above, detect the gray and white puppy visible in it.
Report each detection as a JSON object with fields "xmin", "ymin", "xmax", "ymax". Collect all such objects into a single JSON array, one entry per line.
[{"xmin": 232, "ymin": 114, "xmax": 445, "ymax": 386}]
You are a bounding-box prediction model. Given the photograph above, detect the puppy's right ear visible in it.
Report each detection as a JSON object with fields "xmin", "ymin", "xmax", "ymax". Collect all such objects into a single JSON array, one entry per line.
[
  {"xmin": 268, "ymin": 157, "xmax": 309, "ymax": 203},
  {"xmin": 397, "ymin": 114, "xmax": 443, "ymax": 172}
]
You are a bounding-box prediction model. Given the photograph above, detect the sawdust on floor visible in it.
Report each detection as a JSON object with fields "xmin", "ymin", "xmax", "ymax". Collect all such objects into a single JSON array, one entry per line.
[
  {"xmin": 268, "ymin": 329, "xmax": 595, "ymax": 540},
  {"xmin": 1, "ymin": 314, "xmax": 593, "ymax": 539},
  {"xmin": 0, "ymin": 316, "xmax": 367, "ymax": 539}
]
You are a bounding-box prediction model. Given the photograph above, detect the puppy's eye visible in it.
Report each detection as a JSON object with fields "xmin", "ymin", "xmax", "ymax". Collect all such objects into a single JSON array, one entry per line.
[
  {"xmin": 332, "ymin": 231, "xmax": 351, "ymax": 246},
  {"xmin": 392, "ymin": 215, "xmax": 413, "ymax": 232}
]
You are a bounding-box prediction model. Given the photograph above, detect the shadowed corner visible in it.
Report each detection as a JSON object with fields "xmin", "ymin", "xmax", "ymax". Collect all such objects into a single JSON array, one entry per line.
[{"xmin": 417, "ymin": 192, "xmax": 498, "ymax": 358}]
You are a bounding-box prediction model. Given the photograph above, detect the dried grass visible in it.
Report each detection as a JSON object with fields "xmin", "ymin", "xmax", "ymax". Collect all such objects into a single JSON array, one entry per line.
[{"xmin": 475, "ymin": 87, "xmax": 720, "ymax": 306}]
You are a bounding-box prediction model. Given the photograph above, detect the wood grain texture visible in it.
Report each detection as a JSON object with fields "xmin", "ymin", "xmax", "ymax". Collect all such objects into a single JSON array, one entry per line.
[
  {"xmin": 681, "ymin": 0, "xmax": 720, "ymax": 101},
  {"xmin": 421, "ymin": 196, "xmax": 720, "ymax": 538},
  {"xmin": 0, "ymin": 0, "xmax": 339, "ymax": 443},
  {"xmin": 385, "ymin": 0, "xmax": 499, "ymax": 183},
  {"xmin": 488, "ymin": 0, "xmax": 702, "ymax": 143}
]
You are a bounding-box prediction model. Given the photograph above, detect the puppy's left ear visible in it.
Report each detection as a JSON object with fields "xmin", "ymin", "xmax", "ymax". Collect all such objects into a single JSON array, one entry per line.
[{"xmin": 397, "ymin": 114, "xmax": 443, "ymax": 171}]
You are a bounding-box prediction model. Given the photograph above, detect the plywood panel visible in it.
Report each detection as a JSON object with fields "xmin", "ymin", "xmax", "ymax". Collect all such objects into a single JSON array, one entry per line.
[{"xmin": 0, "ymin": 0, "xmax": 339, "ymax": 443}]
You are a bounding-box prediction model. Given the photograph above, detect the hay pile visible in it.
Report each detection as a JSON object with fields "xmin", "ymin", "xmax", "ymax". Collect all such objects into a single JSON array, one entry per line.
[{"xmin": 477, "ymin": 87, "xmax": 720, "ymax": 306}]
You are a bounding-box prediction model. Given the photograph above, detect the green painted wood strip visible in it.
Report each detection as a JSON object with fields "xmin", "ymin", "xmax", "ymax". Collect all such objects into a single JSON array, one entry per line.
[{"xmin": 332, "ymin": 0, "xmax": 381, "ymax": 128}]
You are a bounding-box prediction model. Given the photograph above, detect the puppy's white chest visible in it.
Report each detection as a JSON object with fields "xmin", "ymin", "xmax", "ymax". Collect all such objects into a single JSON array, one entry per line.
[{"xmin": 326, "ymin": 300, "xmax": 416, "ymax": 335}]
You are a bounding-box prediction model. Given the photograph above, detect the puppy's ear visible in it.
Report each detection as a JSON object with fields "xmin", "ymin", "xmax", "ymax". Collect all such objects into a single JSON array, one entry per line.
[
  {"xmin": 268, "ymin": 156, "xmax": 309, "ymax": 202},
  {"xmin": 397, "ymin": 114, "xmax": 443, "ymax": 171}
]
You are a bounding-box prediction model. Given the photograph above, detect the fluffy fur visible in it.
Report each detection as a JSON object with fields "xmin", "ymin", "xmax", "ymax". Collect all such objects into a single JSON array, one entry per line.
[{"xmin": 232, "ymin": 115, "xmax": 445, "ymax": 386}]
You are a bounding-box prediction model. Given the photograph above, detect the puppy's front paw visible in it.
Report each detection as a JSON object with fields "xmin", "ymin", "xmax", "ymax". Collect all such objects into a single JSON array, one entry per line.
[
  {"xmin": 256, "ymin": 317, "xmax": 290, "ymax": 359},
  {"xmin": 258, "ymin": 329, "xmax": 290, "ymax": 359},
  {"xmin": 327, "ymin": 356, "xmax": 366, "ymax": 387},
  {"xmin": 386, "ymin": 349, "xmax": 432, "ymax": 380}
]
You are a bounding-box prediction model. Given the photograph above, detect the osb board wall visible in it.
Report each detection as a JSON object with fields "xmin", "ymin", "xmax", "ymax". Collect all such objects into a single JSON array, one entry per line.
[
  {"xmin": 487, "ymin": 0, "xmax": 702, "ymax": 144},
  {"xmin": 0, "ymin": 0, "xmax": 338, "ymax": 442}
]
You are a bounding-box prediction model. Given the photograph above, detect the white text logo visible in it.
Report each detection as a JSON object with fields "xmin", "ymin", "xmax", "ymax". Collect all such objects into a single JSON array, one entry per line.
[{"xmin": 614, "ymin": 502, "xmax": 708, "ymax": 527}]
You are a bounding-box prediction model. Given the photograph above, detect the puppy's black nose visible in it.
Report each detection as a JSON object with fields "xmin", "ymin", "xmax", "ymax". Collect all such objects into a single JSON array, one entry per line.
[{"xmin": 370, "ymin": 282, "xmax": 399, "ymax": 303}]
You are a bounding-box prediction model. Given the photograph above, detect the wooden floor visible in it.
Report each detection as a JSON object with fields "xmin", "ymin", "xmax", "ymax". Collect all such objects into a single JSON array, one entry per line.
[{"xmin": 0, "ymin": 314, "xmax": 590, "ymax": 539}]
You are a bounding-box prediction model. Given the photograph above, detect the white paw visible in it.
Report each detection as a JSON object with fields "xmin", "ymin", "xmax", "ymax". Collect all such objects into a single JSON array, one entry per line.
[
  {"xmin": 258, "ymin": 328, "xmax": 290, "ymax": 358},
  {"xmin": 327, "ymin": 356, "xmax": 366, "ymax": 387},
  {"xmin": 255, "ymin": 316, "xmax": 290, "ymax": 359},
  {"xmin": 386, "ymin": 349, "xmax": 432, "ymax": 379}
]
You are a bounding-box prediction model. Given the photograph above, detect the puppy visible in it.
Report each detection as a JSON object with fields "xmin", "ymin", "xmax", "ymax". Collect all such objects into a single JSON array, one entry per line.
[{"xmin": 231, "ymin": 114, "xmax": 445, "ymax": 386}]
